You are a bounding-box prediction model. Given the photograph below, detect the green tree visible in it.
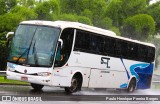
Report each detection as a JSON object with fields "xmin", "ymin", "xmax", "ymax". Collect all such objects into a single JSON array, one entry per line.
[
  {"xmin": 6, "ymin": 0, "xmax": 17, "ymax": 11},
  {"xmin": 121, "ymin": 0, "xmax": 147, "ymax": 17},
  {"xmin": 58, "ymin": 14, "xmax": 77, "ymax": 22},
  {"xmin": 77, "ymin": 16, "xmax": 93, "ymax": 25},
  {"xmin": 0, "ymin": 0, "xmax": 7, "ymax": 15},
  {"xmin": 17, "ymin": 0, "xmax": 36, "ymax": 8},
  {"xmin": 34, "ymin": 0, "xmax": 60, "ymax": 20},
  {"xmin": 0, "ymin": 32, "xmax": 8, "ymax": 70},
  {"xmin": 11, "ymin": 6, "xmax": 37, "ymax": 20},
  {"xmin": 110, "ymin": 27, "xmax": 121, "ymax": 36},
  {"xmin": 105, "ymin": 0, "xmax": 147, "ymax": 27},
  {"xmin": 144, "ymin": 1, "xmax": 160, "ymax": 34},
  {"xmin": 122, "ymin": 14, "xmax": 155, "ymax": 40},
  {"xmin": 96, "ymin": 17, "xmax": 113, "ymax": 29},
  {"xmin": 57, "ymin": 14, "xmax": 92, "ymax": 25},
  {"xmin": 0, "ymin": 13, "xmax": 24, "ymax": 33},
  {"xmin": 60, "ymin": 0, "xmax": 78, "ymax": 14},
  {"xmin": 87, "ymin": 0, "xmax": 107, "ymax": 26},
  {"xmin": 0, "ymin": 12, "xmax": 26, "ymax": 70},
  {"xmin": 60, "ymin": 0, "xmax": 107, "ymax": 26},
  {"xmin": 105, "ymin": 0, "xmax": 123, "ymax": 27},
  {"xmin": 81, "ymin": 9, "xmax": 93, "ymax": 20}
]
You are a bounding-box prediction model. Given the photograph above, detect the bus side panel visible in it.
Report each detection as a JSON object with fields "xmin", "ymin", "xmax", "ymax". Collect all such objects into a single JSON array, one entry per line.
[
  {"xmin": 52, "ymin": 67, "xmax": 91, "ymax": 87},
  {"xmin": 68, "ymin": 51, "xmax": 154, "ymax": 89},
  {"xmin": 68, "ymin": 52, "xmax": 129, "ymax": 89},
  {"xmin": 88, "ymin": 69, "xmax": 128, "ymax": 88}
]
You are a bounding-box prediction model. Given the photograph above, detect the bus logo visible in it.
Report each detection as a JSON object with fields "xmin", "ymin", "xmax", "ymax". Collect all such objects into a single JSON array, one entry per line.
[
  {"xmin": 101, "ymin": 57, "xmax": 110, "ymax": 68},
  {"xmin": 24, "ymin": 69, "xmax": 27, "ymax": 74}
]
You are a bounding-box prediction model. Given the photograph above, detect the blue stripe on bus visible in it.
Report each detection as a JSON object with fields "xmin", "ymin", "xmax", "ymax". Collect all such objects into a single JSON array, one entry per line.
[
  {"xmin": 120, "ymin": 58, "xmax": 130, "ymax": 79},
  {"xmin": 130, "ymin": 63, "xmax": 154, "ymax": 89},
  {"xmin": 119, "ymin": 60, "xmax": 154, "ymax": 89},
  {"xmin": 120, "ymin": 83, "xmax": 128, "ymax": 88}
]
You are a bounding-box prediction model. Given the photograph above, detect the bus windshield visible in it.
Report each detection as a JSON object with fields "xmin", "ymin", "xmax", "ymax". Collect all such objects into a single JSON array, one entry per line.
[{"xmin": 8, "ymin": 24, "xmax": 60, "ymax": 67}]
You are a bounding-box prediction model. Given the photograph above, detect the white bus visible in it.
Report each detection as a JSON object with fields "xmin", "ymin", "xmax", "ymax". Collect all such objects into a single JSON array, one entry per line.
[{"xmin": 6, "ymin": 20, "xmax": 155, "ymax": 93}]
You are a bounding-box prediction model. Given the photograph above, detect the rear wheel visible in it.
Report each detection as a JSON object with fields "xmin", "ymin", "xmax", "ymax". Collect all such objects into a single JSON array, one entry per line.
[
  {"xmin": 65, "ymin": 76, "xmax": 82, "ymax": 94},
  {"xmin": 128, "ymin": 78, "xmax": 136, "ymax": 93},
  {"xmin": 31, "ymin": 83, "xmax": 44, "ymax": 91}
]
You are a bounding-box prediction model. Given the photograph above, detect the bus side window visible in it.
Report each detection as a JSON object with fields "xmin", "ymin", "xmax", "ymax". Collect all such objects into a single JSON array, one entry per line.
[
  {"xmin": 90, "ymin": 34, "xmax": 100, "ymax": 54},
  {"xmin": 111, "ymin": 38, "xmax": 116, "ymax": 56},
  {"xmin": 115, "ymin": 39, "xmax": 122, "ymax": 57},
  {"xmin": 74, "ymin": 30, "xmax": 90, "ymax": 52},
  {"xmin": 147, "ymin": 47, "xmax": 155, "ymax": 62},
  {"xmin": 55, "ymin": 28, "xmax": 74, "ymax": 67},
  {"xmin": 106, "ymin": 38, "xmax": 115, "ymax": 56},
  {"xmin": 121, "ymin": 41, "xmax": 128, "ymax": 59},
  {"xmin": 138, "ymin": 45, "xmax": 146, "ymax": 62}
]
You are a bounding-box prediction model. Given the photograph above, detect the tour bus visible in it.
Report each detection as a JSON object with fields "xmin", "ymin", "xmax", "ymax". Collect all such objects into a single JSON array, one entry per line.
[{"xmin": 6, "ymin": 20, "xmax": 155, "ymax": 93}]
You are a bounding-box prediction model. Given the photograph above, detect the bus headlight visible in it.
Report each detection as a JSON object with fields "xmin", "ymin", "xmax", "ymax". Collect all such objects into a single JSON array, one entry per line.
[{"xmin": 37, "ymin": 72, "xmax": 51, "ymax": 76}]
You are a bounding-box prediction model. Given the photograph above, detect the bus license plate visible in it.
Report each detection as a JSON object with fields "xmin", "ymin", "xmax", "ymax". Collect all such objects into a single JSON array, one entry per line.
[{"xmin": 21, "ymin": 77, "xmax": 28, "ymax": 81}]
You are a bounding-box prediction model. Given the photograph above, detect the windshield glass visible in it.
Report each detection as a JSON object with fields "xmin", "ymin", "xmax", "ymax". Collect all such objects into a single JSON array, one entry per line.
[{"xmin": 8, "ymin": 24, "xmax": 60, "ymax": 67}]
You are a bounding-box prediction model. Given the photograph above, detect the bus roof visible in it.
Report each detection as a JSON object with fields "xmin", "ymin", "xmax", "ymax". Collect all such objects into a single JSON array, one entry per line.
[{"xmin": 20, "ymin": 20, "xmax": 155, "ymax": 48}]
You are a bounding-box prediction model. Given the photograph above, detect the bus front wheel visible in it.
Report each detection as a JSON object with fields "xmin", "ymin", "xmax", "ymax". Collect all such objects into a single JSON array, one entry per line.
[
  {"xmin": 65, "ymin": 76, "xmax": 82, "ymax": 94},
  {"xmin": 127, "ymin": 78, "xmax": 136, "ymax": 93},
  {"xmin": 31, "ymin": 83, "xmax": 44, "ymax": 91}
]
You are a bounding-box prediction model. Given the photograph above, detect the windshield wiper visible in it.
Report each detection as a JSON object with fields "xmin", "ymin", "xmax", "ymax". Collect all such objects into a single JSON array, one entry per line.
[
  {"xmin": 15, "ymin": 26, "xmax": 38, "ymax": 64},
  {"xmin": 15, "ymin": 48, "xmax": 29, "ymax": 63},
  {"xmin": 32, "ymin": 40, "xmax": 39, "ymax": 66}
]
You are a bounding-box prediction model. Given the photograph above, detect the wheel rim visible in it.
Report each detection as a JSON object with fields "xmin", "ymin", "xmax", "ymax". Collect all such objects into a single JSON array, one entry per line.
[
  {"xmin": 128, "ymin": 81, "xmax": 135, "ymax": 92},
  {"xmin": 129, "ymin": 84, "xmax": 134, "ymax": 92},
  {"xmin": 70, "ymin": 78, "xmax": 78, "ymax": 92}
]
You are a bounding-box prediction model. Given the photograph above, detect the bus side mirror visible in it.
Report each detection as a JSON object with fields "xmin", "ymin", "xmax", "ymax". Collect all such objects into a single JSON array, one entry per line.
[
  {"xmin": 6, "ymin": 32, "xmax": 14, "ymax": 47},
  {"xmin": 58, "ymin": 39, "xmax": 63, "ymax": 49},
  {"xmin": 6, "ymin": 32, "xmax": 14, "ymax": 39}
]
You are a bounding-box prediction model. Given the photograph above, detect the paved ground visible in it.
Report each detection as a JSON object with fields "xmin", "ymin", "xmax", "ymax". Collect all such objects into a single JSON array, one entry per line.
[
  {"xmin": 0, "ymin": 70, "xmax": 159, "ymax": 104},
  {"xmin": 0, "ymin": 84, "xmax": 160, "ymax": 104}
]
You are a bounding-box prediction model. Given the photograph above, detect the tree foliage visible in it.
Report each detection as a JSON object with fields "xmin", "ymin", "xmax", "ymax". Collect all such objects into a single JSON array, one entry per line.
[
  {"xmin": 0, "ymin": 0, "xmax": 7, "ymax": 15},
  {"xmin": 0, "ymin": 13, "xmax": 24, "ymax": 33},
  {"xmin": 105, "ymin": 0, "xmax": 122, "ymax": 27},
  {"xmin": 105, "ymin": 0, "xmax": 147, "ymax": 27},
  {"xmin": 17, "ymin": 0, "xmax": 36, "ymax": 8},
  {"xmin": 0, "ymin": 0, "xmax": 160, "ymax": 70},
  {"xmin": 57, "ymin": 14, "xmax": 93, "ymax": 25},
  {"xmin": 144, "ymin": 1, "xmax": 160, "ymax": 34},
  {"xmin": 11, "ymin": 6, "xmax": 37, "ymax": 20},
  {"xmin": 6, "ymin": 0, "xmax": 17, "ymax": 11},
  {"xmin": 34, "ymin": 0, "xmax": 60, "ymax": 20},
  {"xmin": 123, "ymin": 14, "xmax": 155, "ymax": 40}
]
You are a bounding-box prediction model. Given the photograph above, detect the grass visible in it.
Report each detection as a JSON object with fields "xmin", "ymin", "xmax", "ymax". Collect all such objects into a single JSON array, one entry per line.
[{"xmin": 0, "ymin": 76, "xmax": 29, "ymax": 85}]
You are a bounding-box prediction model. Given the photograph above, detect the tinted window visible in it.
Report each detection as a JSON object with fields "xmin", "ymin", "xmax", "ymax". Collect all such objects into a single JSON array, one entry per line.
[
  {"xmin": 74, "ymin": 30, "xmax": 90, "ymax": 52},
  {"xmin": 74, "ymin": 29, "xmax": 155, "ymax": 63}
]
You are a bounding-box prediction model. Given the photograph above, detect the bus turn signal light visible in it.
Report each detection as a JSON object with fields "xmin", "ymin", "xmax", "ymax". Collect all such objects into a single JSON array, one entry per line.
[{"xmin": 13, "ymin": 56, "xmax": 26, "ymax": 62}]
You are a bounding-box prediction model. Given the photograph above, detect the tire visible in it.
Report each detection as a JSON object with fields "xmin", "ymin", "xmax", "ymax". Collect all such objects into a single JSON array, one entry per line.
[
  {"xmin": 31, "ymin": 83, "xmax": 44, "ymax": 91},
  {"xmin": 65, "ymin": 76, "xmax": 82, "ymax": 94},
  {"xmin": 127, "ymin": 79, "xmax": 136, "ymax": 93}
]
